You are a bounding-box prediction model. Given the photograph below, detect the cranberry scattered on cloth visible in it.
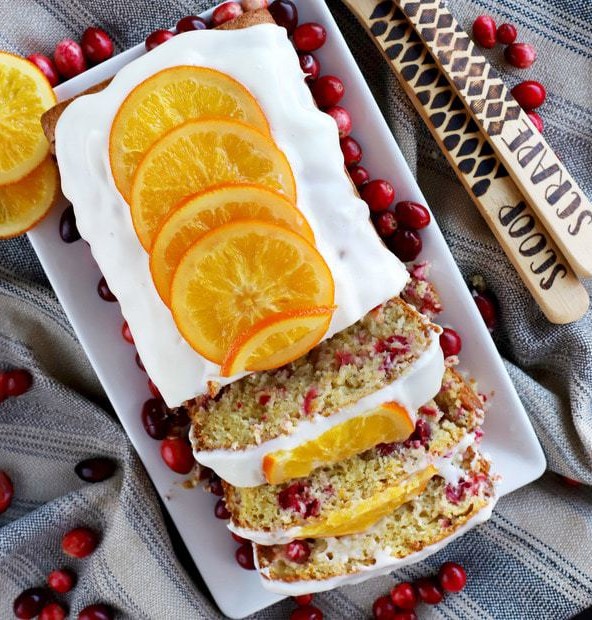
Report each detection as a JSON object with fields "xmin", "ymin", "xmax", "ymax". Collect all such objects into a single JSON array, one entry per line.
[{"xmin": 1, "ymin": 2, "xmax": 592, "ymax": 619}]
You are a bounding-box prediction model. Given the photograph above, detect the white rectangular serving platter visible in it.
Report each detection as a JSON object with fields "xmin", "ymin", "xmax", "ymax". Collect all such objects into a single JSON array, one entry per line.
[{"xmin": 27, "ymin": 0, "xmax": 546, "ymax": 617}]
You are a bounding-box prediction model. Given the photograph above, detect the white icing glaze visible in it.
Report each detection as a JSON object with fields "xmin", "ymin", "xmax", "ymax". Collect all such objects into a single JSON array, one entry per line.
[
  {"xmin": 193, "ymin": 328, "xmax": 444, "ymax": 487},
  {"xmin": 255, "ymin": 499, "xmax": 497, "ymax": 596},
  {"xmin": 227, "ymin": 431, "xmax": 476, "ymax": 545},
  {"xmin": 54, "ymin": 24, "xmax": 409, "ymax": 408}
]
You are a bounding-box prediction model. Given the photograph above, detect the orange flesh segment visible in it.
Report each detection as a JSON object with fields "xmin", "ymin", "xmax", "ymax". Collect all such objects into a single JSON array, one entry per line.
[
  {"xmin": 220, "ymin": 306, "xmax": 334, "ymax": 377},
  {"xmin": 130, "ymin": 118, "xmax": 297, "ymax": 250},
  {"xmin": 0, "ymin": 157, "xmax": 59, "ymax": 238},
  {"xmin": 149, "ymin": 184, "xmax": 315, "ymax": 306},
  {"xmin": 170, "ymin": 220, "xmax": 334, "ymax": 365},
  {"xmin": 297, "ymin": 466, "xmax": 438, "ymax": 538},
  {"xmin": 262, "ymin": 402, "xmax": 415, "ymax": 485},
  {"xmin": 0, "ymin": 52, "xmax": 56, "ymax": 185},
  {"xmin": 109, "ymin": 65, "xmax": 270, "ymax": 201}
]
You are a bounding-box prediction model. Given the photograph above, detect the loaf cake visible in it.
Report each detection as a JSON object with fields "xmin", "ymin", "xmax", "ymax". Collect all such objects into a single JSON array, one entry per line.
[{"xmin": 49, "ymin": 4, "xmax": 498, "ymax": 600}]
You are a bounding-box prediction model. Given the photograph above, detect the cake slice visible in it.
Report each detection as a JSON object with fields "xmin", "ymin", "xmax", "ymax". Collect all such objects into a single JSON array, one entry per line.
[
  {"xmin": 223, "ymin": 367, "xmax": 485, "ymax": 544},
  {"xmin": 254, "ymin": 448, "xmax": 495, "ymax": 595},
  {"xmin": 190, "ymin": 297, "xmax": 444, "ymax": 487}
]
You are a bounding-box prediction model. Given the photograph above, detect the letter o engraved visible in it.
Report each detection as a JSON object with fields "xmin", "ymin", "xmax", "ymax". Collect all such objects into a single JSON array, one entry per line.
[
  {"xmin": 519, "ymin": 233, "xmax": 546, "ymax": 257},
  {"xmin": 508, "ymin": 214, "xmax": 535, "ymax": 238}
]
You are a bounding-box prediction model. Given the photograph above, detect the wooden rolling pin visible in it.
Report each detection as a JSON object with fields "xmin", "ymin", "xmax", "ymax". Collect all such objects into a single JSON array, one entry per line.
[
  {"xmin": 387, "ymin": 0, "xmax": 592, "ymax": 279},
  {"xmin": 341, "ymin": 0, "xmax": 589, "ymax": 323}
]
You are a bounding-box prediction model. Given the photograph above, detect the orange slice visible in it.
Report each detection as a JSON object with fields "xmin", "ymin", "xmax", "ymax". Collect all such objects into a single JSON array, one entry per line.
[
  {"xmin": 170, "ymin": 220, "xmax": 334, "ymax": 365},
  {"xmin": 0, "ymin": 52, "xmax": 56, "ymax": 185},
  {"xmin": 150, "ymin": 184, "xmax": 315, "ymax": 306},
  {"xmin": 297, "ymin": 466, "xmax": 438, "ymax": 538},
  {"xmin": 220, "ymin": 306, "xmax": 334, "ymax": 377},
  {"xmin": 0, "ymin": 157, "xmax": 59, "ymax": 238},
  {"xmin": 130, "ymin": 119, "xmax": 296, "ymax": 250},
  {"xmin": 262, "ymin": 402, "xmax": 415, "ymax": 485},
  {"xmin": 109, "ymin": 66, "xmax": 270, "ymax": 201}
]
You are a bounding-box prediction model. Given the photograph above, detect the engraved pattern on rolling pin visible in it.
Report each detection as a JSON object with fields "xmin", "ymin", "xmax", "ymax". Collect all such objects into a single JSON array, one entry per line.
[{"xmin": 350, "ymin": 0, "xmax": 589, "ymax": 321}]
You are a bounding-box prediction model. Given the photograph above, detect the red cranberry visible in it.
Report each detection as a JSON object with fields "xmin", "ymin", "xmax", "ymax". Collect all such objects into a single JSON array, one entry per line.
[
  {"xmin": 176, "ymin": 15, "xmax": 208, "ymax": 32},
  {"xmin": 473, "ymin": 291, "xmax": 497, "ymax": 330},
  {"xmin": 2, "ymin": 369, "xmax": 32, "ymax": 397},
  {"xmin": 268, "ymin": 0, "xmax": 299, "ymax": 34},
  {"xmin": 212, "ymin": 2, "xmax": 243, "ymax": 26},
  {"xmin": 361, "ymin": 180, "xmax": 395, "ymax": 213},
  {"xmin": 325, "ymin": 105, "xmax": 351, "ymax": 138},
  {"xmin": 75, "ymin": 457, "xmax": 116, "ymax": 483},
  {"xmin": 0, "ymin": 470, "xmax": 14, "ymax": 513},
  {"xmin": 293, "ymin": 23, "xmax": 327, "ymax": 52},
  {"xmin": 135, "ymin": 353, "xmax": 145, "ymax": 371},
  {"xmin": 472, "ymin": 16, "xmax": 497, "ymax": 49},
  {"xmin": 496, "ymin": 23, "xmax": 517, "ymax": 45},
  {"xmin": 393, "ymin": 613, "xmax": 417, "ymax": 620},
  {"xmin": 40, "ymin": 602, "xmax": 67, "ymax": 620},
  {"xmin": 48, "ymin": 567, "xmax": 76, "ymax": 593},
  {"xmin": 13, "ymin": 588, "xmax": 49, "ymax": 619},
  {"xmin": 97, "ymin": 277, "xmax": 116, "ymax": 302},
  {"xmin": 504, "ymin": 42, "xmax": 536, "ymax": 68},
  {"xmin": 278, "ymin": 482, "xmax": 320, "ymax": 517},
  {"xmin": 527, "ymin": 111, "xmax": 544, "ymax": 133},
  {"xmin": 208, "ymin": 474, "xmax": 224, "ymax": 496},
  {"xmin": 511, "ymin": 80, "xmax": 546, "ymax": 110},
  {"xmin": 166, "ymin": 407, "xmax": 190, "ymax": 437},
  {"xmin": 77, "ymin": 604, "xmax": 114, "ymax": 620},
  {"xmin": 231, "ymin": 532, "xmax": 248, "ymax": 544},
  {"xmin": 59, "ymin": 205, "xmax": 81, "ymax": 243},
  {"xmin": 311, "ymin": 75, "xmax": 345, "ymax": 108},
  {"xmin": 438, "ymin": 561, "xmax": 467, "ymax": 592},
  {"xmin": 27, "ymin": 54, "xmax": 60, "ymax": 87},
  {"xmin": 285, "ymin": 540, "xmax": 311, "ymax": 563},
  {"xmin": 440, "ymin": 327, "xmax": 462, "ymax": 358},
  {"xmin": 339, "ymin": 137, "xmax": 362, "ymax": 168},
  {"xmin": 148, "ymin": 378, "xmax": 161, "ymax": 399},
  {"xmin": 394, "ymin": 200, "xmax": 431, "ymax": 230},
  {"xmin": 294, "ymin": 594, "xmax": 314, "ymax": 606},
  {"xmin": 145, "ymin": 30, "xmax": 174, "ymax": 52},
  {"xmin": 390, "ymin": 582, "xmax": 418, "ymax": 610},
  {"xmin": 299, "ymin": 53, "xmax": 320, "ymax": 82},
  {"xmin": 388, "ymin": 229, "xmax": 422, "ymax": 262},
  {"xmin": 121, "ymin": 320, "xmax": 134, "ymax": 343},
  {"xmin": 235, "ymin": 542, "xmax": 256, "ymax": 569},
  {"xmin": 62, "ymin": 527, "xmax": 98, "ymax": 558},
  {"xmin": 372, "ymin": 595, "xmax": 396, "ymax": 619},
  {"xmin": 161, "ymin": 437, "xmax": 194, "ymax": 474},
  {"xmin": 404, "ymin": 418, "xmax": 432, "ymax": 448},
  {"xmin": 141, "ymin": 398, "xmax": 168, "ymax": 439},
  {"xmin": 54, "ymin": 39, "xmax": 87, "ymax": 79},
  {"xmin": 81, "ymin": 28, "xmax": 113, "ymax": 64},
  {"xmin": 214, "ymin": 498, "xmax": 231, "ymax": 519},
  {"xmin": 291, "ymin": 606, "xmax": 323, "ymax": 620},
  {"xmin": 374, "ymin": 211, "xmax": 398, "ymax": 238},
  {"xmin": 349, "ymin": 165, "xmax": 369, "ymax": 187},
  {"xmin": 415, "ymin": 577, "xmax": 444, "ymax": 604}
]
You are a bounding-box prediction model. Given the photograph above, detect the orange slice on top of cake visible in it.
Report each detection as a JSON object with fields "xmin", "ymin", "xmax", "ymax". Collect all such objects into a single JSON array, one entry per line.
[
  {"xmin": 150, "ymin": 184, "xmax": 315, "ymax": 306},
  {"xmin": 170, "ymin": 219, "xmax": 334, "ymax": 365},
  {"xmin": 129, "ymin": 118, "xmax": 296, "ymax": 250},
  {"xmin": 109, "ymin": 65, "xmax": 270, "ymax": 201}
]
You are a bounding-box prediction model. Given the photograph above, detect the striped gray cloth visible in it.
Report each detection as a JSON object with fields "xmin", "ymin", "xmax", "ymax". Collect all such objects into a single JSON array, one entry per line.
[{"xmin": 1, "ymin": 0, "xmax": 591, "ymax": 618}]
